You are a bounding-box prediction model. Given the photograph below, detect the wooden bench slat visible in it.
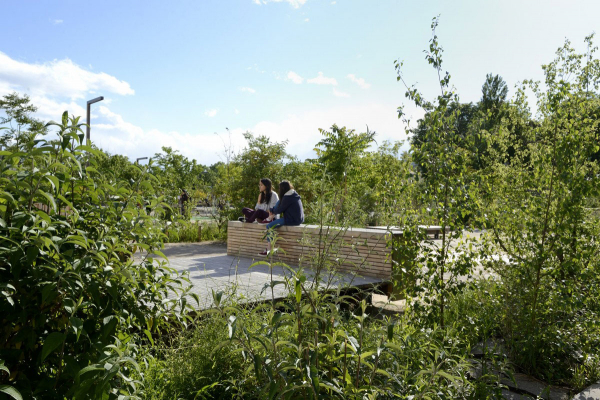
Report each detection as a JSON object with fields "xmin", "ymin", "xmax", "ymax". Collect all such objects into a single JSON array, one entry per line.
[{"xmin": 227, "ymin": 221, "xmax": 397, "ymax": 279}]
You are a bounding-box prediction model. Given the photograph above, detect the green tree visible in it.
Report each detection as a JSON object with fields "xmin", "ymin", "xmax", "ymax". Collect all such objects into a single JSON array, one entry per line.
[
  {"xmin": 230, "ymin": 132, "xmax": 288, "ymax": 213},
  {"xmin": 480, "ymin": 73, "xmax": 508, "ymax": 112},
  {"xmin": 395, "ymin": 16, "xmax": 480, "ymax": 327},
  {"xmin": 313, "ymin": 124, "xmax": 376, "ymax": 222},
  {"xmin": 151, "ymin": 146, "xmax": 208, "ymax": 213},
  {"xmin": 480, "ymin": 34, "xmax": 600, "ymax": 384},
  {"xmin": 0, "ymin": 92, "xmax": 47, "ymax": 151}
]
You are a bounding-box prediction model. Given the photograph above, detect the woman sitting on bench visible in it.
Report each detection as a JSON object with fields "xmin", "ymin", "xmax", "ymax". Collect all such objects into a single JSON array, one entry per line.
[
  {"xmin": 240, "ymin": 178, "xmax": 279, "ymax": 223},
  {"xmin": 259, "ymin": 180, "xmax": 304, "ymax": 256}
]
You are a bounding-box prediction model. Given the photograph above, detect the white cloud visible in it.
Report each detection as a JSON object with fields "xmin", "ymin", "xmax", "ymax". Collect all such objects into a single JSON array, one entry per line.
[
  {"xmin": 347, "ymin": 74, "xmax": 371, "ymax": 89},
  {"xmin": 235, "ymin": 108, "xmax": 240, "ymax": 114},
  {"xmin": 249, "ymin": 102, "xmax": 413, "ymax": 162},
  {"xmin": 252, "ymin": 0, "xmax": 307, "ymax": 8},
  {"xmin": 52, "ymin": 19, "xmax": 63, "ymax": 25},
  {"xmin": 0, "ymin": 51, "xmax": 134, "ymax": 101},
  {"xmin": 29, "ymin": 96, "xmax": 86, "ymax": 121},
  {"xmin": 204, "ymin": 109, "xmax": 218, "ymax": 117},
  {"xmin": 0, "ymin": 50, "xmax": 134, "ymax": 126},
  {"xmin": 286, "ymin": 71, "xmax": 303, "ymax": 84},
  {"xmin": 331, "ymin": 1, "xmax": 336, "ymax": 4},
  {"xmin": 43, "ymin": 101, "xmax": 416, "ymax": 166},
  {"xmin": 91, "ymin": 102, "xmax": 416, "ymax": 166},
  {"xmin": 333, "ymin": 88, "xmax": 350, "ymax": 98},
  {"xmin": 239, "ymin": 87, "xmax": 256, "ymax": 94},
  {"xmin": 307, "ymin": 72, "xmax": 337, "ymax": 86},
  {"xmin": 91, "ymin": 106, "xmax": 249, "ymax": 165},
  {"xmin": 304, "ymin": 18, "xmax": 310, "ymax": 22}
]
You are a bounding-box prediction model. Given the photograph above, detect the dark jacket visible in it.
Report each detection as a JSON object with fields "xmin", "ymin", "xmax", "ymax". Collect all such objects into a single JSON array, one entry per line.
[{"xmin": 271, "ymin": 190, "xmax": 304, "ymax": 226}]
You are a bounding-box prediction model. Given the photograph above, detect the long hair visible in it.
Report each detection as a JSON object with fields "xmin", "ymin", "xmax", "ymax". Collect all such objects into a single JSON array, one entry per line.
[
  {"xmin": 279, "ymin": 180, "xmax": 293, "ymax": 200},
  {"xmin": 259, "ymin": 178, "xmax": 273, "ymax": 204}
]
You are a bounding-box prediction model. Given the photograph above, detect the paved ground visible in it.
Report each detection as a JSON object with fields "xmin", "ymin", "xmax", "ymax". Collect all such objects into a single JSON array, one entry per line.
[
  {"xmin": 137, "ymin": 231, "xmax": 497, "ymax": 312},
  {"xmin": 137, "ymin": 242, "xmax": 383, "ymax": 310}
]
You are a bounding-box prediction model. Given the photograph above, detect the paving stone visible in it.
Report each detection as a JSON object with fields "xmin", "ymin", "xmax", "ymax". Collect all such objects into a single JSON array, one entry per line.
[
  {"xmin": 500, "ymin": 373, "xmax": 570, "ymax": 400},
  {"xmin": 472, "ymin": 338, "xmax": 508, "ymax": 358},
  {"xmin": 501, "ymin": 389, "xmax": 535, "ymax": 399},
  {"xmin": 572, "ymin": 381, "xmax": 600, "ymax": 400}
]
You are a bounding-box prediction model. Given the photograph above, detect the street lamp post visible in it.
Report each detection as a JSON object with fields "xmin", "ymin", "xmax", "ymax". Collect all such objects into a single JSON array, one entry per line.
[
  {"xmin": 86, "ymin": 96, "xmax": 104, "ymax": 144},
  {"xmin": 136, "ymin": 157, "xmax": 149, "ymax": 164}
]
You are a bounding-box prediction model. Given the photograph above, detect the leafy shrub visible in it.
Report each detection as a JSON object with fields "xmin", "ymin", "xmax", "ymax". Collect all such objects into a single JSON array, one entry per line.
[
  {"xmin": 478, "ymin": 35, "xmax": 600, "ymax": 387},
  {"xmin": 140, "ymin": 252, "xmax": 506, "ymax": 399},
  {"xmin": 142, "ymin": 312, "xmax": 245, "ymax": 399},
  {"xmin": 0, "ymin": 113, "xmax": 194, "ymax": 398},
  {"xmin": 164, "ymin": 220, "xmax": 226, "ymax": 243}
]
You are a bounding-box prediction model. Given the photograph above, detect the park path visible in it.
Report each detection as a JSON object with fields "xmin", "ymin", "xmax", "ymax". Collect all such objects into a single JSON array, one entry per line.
[
  {"xmin": 136, "ymin": 231, "xmax": 500, "ymax": 312},
  {"xmin": 136, "ymin": 242, "xmax": 383, "ymax": 310}
]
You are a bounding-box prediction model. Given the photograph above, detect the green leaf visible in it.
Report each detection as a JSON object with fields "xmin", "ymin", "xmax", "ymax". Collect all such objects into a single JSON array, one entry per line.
[
  {"xmin": 57, "ymin": 194, "xmax": 75, "ymax": 213},
  {"xmin": 45, "ymin": 175, "xmax": 60, "ymax": 191},
  {"xmin": 39, "ymin": 190, "xmax": 57, "ymax": 212},
  {"xmin": 77, "ymin": 365, "xmax": 104, "ymax": 377},
  {"xmin": 42, "ymin": 332, "xmax": 65, "ymax": 361},
  {"xmin": 0, "ymin": 362, "xmax": 9, "ymax": 375},
  {"xmin": 70, "ymin": 317, "xmax": 84, "ymax": 341},
  {"xmin": 0, "ymin": 385, "xmax": 23, "ymax": 400},
  {"xmin": 144, "ymin": 329, "xmax": 155, "ymax": 346}
]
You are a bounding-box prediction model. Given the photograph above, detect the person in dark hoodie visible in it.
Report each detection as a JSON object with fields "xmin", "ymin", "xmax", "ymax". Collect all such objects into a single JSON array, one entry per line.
[{"xmin": 258, "ymin": 180, "xmax": 304, "ymax": 256}]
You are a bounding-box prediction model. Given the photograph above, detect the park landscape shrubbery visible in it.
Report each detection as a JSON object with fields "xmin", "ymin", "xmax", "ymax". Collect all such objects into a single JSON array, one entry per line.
[
  {"xmin": 1, "ymin": 17, "xmax": 600, "ymax": 399},
  {"xmin": 0, "ymin": 113, "xmax": 197, "ymax": 398}
]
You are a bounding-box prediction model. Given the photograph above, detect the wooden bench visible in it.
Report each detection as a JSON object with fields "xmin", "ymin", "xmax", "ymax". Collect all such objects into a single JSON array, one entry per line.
[
  {"xmin": 227, "ymin": 221, "xmax": 401, "ymax": 279},
  {"xmin": 366, "ymin": 225, "xmax": 449, "ymax": 239}
]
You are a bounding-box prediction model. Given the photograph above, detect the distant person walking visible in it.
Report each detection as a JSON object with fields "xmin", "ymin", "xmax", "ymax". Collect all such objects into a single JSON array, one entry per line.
[
  {"xmin": 240, "ymin": 178, "xmax": 279, "ymax": 223},
  {"xmin": 259, "ymin": 180, "xmax": 304, "ymax": 256},
  {"xmin": 179, "ymin": 189, "xmax": 189, "ymax": 215}
]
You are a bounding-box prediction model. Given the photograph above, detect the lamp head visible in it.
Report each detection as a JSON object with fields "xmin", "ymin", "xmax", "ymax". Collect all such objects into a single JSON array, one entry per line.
[{"xmin": 87, "ymin": 96, "xmax": 104, "ymax": 105}]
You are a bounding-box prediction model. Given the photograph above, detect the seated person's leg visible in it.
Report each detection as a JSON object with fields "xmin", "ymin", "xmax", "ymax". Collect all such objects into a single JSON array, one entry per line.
[
  {"xmin": 241, "ymin": 207, "xmax": 254, "ymax": 222},
  {"xmin": 265, "ymin": 218, "xmax": 284, "ymax": 244},
  {"xmin": 266, "ymin": 217, "xmax": 284, "ymax": 230},
  {"xmin": 252, "ymin": 209, "xmax": 270, "ymax": 222}
]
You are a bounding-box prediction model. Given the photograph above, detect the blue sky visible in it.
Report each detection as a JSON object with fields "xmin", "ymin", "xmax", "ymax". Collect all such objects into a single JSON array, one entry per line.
[{"xmin": 1, "ymin": 0, "xmax": 599, "ymax": 164}]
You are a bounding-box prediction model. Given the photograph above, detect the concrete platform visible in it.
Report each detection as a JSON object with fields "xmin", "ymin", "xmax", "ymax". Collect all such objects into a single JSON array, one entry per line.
[{"xmin": 139, "ymin": 242, "xmax": 383, "ymax": 310}]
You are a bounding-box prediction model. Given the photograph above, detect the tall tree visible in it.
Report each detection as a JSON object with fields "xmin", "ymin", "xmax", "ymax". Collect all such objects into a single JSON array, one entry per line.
[
  {"xmin": 231, "ymin": 133, "xmax": 288, "ymax": 214},
  {"xmin": 481, "ymin": 35, "xmax": 600, "ymax": 381},
  {"xmin": 313, "ymin": 124, "xmax": 376, "ymax": 222},
  {"xmin": 480, "ymin": 73, "xmax": 508, "ymax": 111},
  {"xmin": 0, "ymin": 92, "xmax": 47, "ymax": 150}
]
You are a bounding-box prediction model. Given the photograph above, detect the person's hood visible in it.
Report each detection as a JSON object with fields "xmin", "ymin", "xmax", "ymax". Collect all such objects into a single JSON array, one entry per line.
[{"xmin": 284, "ymin": 189, "xmax": 300, "ymax": 198}]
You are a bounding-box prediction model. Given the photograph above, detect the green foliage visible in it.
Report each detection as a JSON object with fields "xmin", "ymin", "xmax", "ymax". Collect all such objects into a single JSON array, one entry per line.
[
  {"xmin": 313, "ymin": 124, "xmax": 376, "ymax": 182},
  {"xmin": 480, "ymin": 73, "xmax": 509, "ymax": 113},
  {"xmin": 0, "ymin": 112, "xmax": 195, "ymax": 398},
  {"xmin": 164, "ymin": 220, "xmax": 225, "ymax": 243},
  {"xmin": 151, "ymin": 146, "xmax": 209, "ymax": 210},
  {"xmin": 311, "ymin": 125, "xmax": 378, "ymax": 224},
  {"xmin": 477, "ymin": 34, "xmax": 600, "ymax": 386},
  {"xmin": 0, "ymin": 360, "xmax": 22, "ymax": 400},
  {"xmin": 142, "ymin": 255, "xmax": 488, "ymax": 399},
  {"xmin": 394, "ymin": 16, "xmax": 480, "ymax": 327},
  {"xmin": 230, "ymin": 132, "xmax": 289, "ymax": 213},
  {"xmin": 97, "ymin": 153, "xmax": 142, "ymax": 184},
  {"xmin": 0, "ymin": 92, "xmax": 47, "ymax": 151},
  {"xmin": 351, "ymin": 141, "xmax": 415, "ymax": 226}
]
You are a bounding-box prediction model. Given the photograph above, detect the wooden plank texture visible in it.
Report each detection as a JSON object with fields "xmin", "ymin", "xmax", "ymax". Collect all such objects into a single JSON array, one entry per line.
[{"xmin": 227, "ymin": 221, "xmax": 398, "ymax": 278}]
